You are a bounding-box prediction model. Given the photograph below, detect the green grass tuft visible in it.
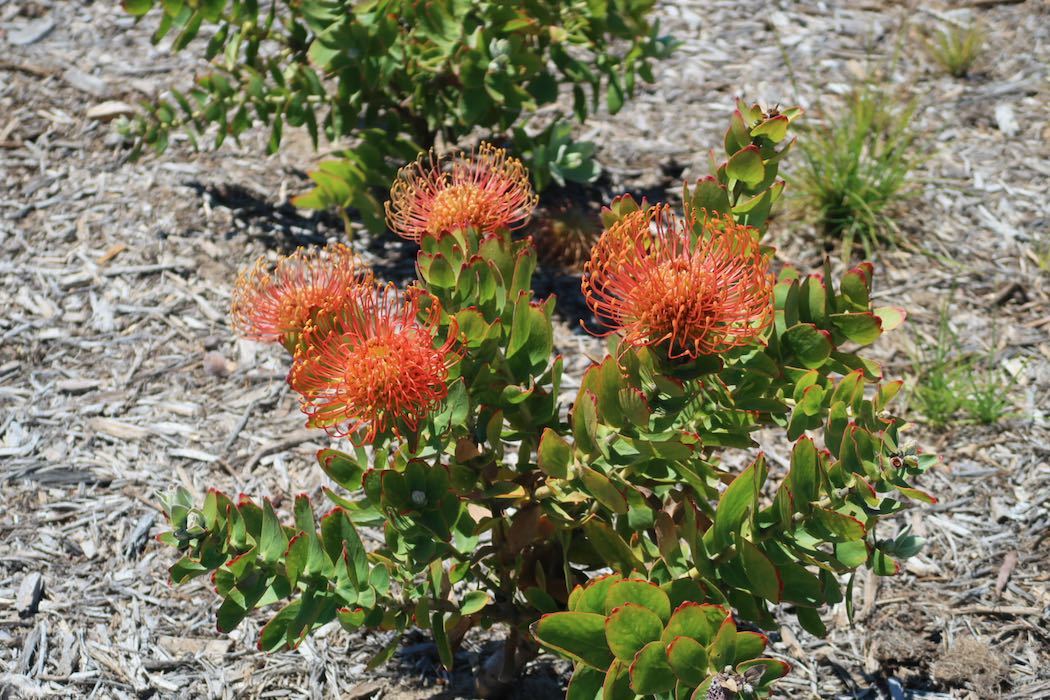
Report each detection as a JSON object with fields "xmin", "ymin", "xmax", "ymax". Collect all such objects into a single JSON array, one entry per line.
[
  {"xmin": 926, "ymin": 22, "xmax": 984, "ymax": 78},
  {"xmin": 791, "ymin": 86, "xmax": 922, "ymax": 259}
]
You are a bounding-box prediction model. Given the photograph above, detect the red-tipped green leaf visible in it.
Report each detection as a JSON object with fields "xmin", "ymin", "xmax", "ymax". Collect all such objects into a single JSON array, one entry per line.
[
  {"xmin": 566, "ymin": 664, "xmax": 604, "ymax": 700},
  {"xmin": 538, "ymin": 428, "xmax": 571, "ymax": 478},
  {"xmin": 662, "ymin": 603, "xmax": 729, "ymax": 646},
  {"xmin": 605, "ymin": 603, "xmax": 664, "ymax": 661},
  {"xmin": 707, "ymin": 616, "xmax": 737, "ymax": 670},
  {"xmin": 604, "ymin": 579, "xmax": 672, "ymax": 622},
  {"xmin": 874, "ymin": 306, "xmax": 906, "ymax": 331},
  {"xmin": 732, "ymin": 631, "xmax": 768, "ymax": 664},
  {"xmin": 629, "ymin": 641, "xmax": 677, "ymax": 695},
  {"xmin": 726, "ymin": 145, "xmax": 765, "ymax": 186},
  {"xmin": 532, "ymin": 612, "xmax": 615, "ymax": 670},
  {"xmin": 666, "ymin": 636, "xmax": 709, "ymax": 686},
  {"xmin": 783, "ymin": 323, "xmax": 833, "ymax": 369}
]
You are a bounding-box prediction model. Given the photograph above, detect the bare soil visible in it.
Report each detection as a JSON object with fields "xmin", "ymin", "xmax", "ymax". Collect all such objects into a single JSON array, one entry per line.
[{"xmin": 1, "ymin": 1, "xmax": 1048, "ymax": 698}]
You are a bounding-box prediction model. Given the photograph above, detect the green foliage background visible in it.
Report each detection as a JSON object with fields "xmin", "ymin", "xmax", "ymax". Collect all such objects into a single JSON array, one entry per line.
[{"xmin": 122, "ymin": 0, "xmax": 675, "ymax": 228}]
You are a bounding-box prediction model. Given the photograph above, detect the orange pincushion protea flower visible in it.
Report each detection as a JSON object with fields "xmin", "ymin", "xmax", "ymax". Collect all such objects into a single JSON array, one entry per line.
[
  {"xmin": 289, "ymin": 282, "xmax": 458, "ymax": 443},
  {"xmin": 582, "ymin": 205, "xmax": 774, "ymax": 358},
  {"xmin": 230, "ymin": 244, "xmax": 370, "ymax": 348},
  {"xmin": 385, "ymin": 142, "xmax": 538, "ymax": 242}
]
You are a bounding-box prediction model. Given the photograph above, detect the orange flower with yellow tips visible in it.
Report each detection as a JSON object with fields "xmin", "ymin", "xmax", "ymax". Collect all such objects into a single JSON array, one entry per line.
[
  {"xmin": 230, "ymin": 244, "xmax": 371, "ymax": 350},
  {"xmin": 385, "ymin": 142, "xmax": 538, "ymax": 242},
  {"xmin": 289, "ymin": 282, "xmax": 458, "ymax": 444},
  {"xmin": 582, "ymin": 205, "xmax": 774, "ymax": 358}
]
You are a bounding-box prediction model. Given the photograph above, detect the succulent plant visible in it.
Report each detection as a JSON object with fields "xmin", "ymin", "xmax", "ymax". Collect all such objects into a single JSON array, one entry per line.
[{"xmin": 533, "ymin": 574, "xmax": 789, "ymax": 698}]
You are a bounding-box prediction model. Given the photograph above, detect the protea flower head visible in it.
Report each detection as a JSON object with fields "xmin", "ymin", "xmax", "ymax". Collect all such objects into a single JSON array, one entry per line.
[
  {"xmin": 581, "ymin": 205, "xmax": 774, "ymax": 359},
  {"xmin": 230, "ymin": 244, "xmax": 371, "ymax": 351},
  {"xmin": 288, "ymin": 281, "xmax": 458, "ymax": 444},
  {"xmin": 385, "ymin": 142, "xmax": 538, "ymax": 242}
]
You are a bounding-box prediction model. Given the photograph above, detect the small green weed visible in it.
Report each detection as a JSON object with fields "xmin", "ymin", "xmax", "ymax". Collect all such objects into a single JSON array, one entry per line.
[
  {"xmin": 910, "ymin": 309, "xmax": 966, "ymax": 426},
  {"xmin": 909, "ymin": 306, "xmax": 1018, "ymax": 427},
  {"xmin": 1030, "ymin": 235, "xmax": 1050, "ymax": 274},
  {"xmin": 927, "ymin": 22, "xmax": 984, "ymax": 78},
  {"xmin": 792, "ymin": 85, "xmax": 922, "ymax": 259},
  {"xmin": 964, "ymin": 366, "xmax": 1017, "ymax": 425}
]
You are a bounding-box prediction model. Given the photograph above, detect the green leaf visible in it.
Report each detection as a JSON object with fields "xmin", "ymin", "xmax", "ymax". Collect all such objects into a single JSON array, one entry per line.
[
  {"xmin": 725, "ymin": 109, "xmax": 750, "ymax": 153},
  {"xmin": 424, "ymin": 253, "xmax": 457, "ymax": 289},
  {"xmin": 582, "ymin": 359, "xmax": 626, "ymax": 427},
  {"xmin": 320, "ymin": 508, "xmax": 367, "ymax": 586},
  {"xmin": 566, "ymin": 664, "xmax": 604, "ymax": 700},
  {"xmin": 666, "ymin": 636, "xmax": 708, "ymax": 686},
  {"xmin": 123, "ymin": 0, "xmax": 154, "ymax": 16},
  {"xmin": 661, "ymin": 579, "xmax": 709, "ymax": 611},
  {"xmin": 783, "ymin": 323, "xmax": 833, "ymax": 369},
  {"xmin": 524, "ymin": 586, "xmax": 560, "ymax": 614},
  {"xmin": 750, "ymin": 115, "xmax": 789, "ymax": 142},
  {"xmin": 606, "ymin": 71, "xmax": 624, "ymax": 114},
  {"xmin": 834, "ymin": 540, "xmax": 869, "ymax": 568},
  {"xmin": 732, "ymin": 631, "xmax": 767, "ymax": 664},
  {"xmin": 604, "ymin": 580, "xmax": 672, "ymax": 622},
  {"xmin": 737, "ymin": 538, "xmax": 781, "ymax": 602},
  {"xmin": 872, "ymin": 549, "xmax": 900, "ymax": 576},
  {"xmin": 736, "ymin": 658, "xmax": 791, "ymax": 689},
  {"xmin": 431, "ymin": 611, "xmax": 454, "ymax": 670},
  {"xmin": 898, "ymin": 486, "xmax": 938, "ymax": 504},
  {"xmin": 199, "ymin": 0, "xmax": 225, "ymax": 22},
  {"xmin": 258, "ymin": 499, "xmax": 288, "ymax": 565},
  {"xmin": 811, "ymin": 508, "xmax": 866, "ymax": 541},
  {"xmin": 317, "ymin": 448, "xmax": 364, "ymax": 491},
  {"xmin": 583, "ymin": 521, "xmax": 644, "ymax": 574},
  {"xmin": 605, "ymin": 603, "xmax": 664, "ymax": 661},
  {"xmin": 603, "ymin": 660, "xmax": 634, "ymax": 700},
  {"xmin": 532, "ymin": 612, "xmax": 615, "ymax": 671},
  {"xmin": 839, "ymin": 265, "xmax": 872, "ymax": 310},
  {"xmin": 258, "ymin": 599, "xmax": 302, "ymax": 651},
  {"xmin": 684, "ymin": 177, "xmax": 731, "ymax": 218},
  {"xmin": 707, "ymin": 616, "xmax": 737, "ymax": 670},
  {"xmin": 873, "ymin": 306, "xmax": 906, "ymax": 331},
  {"xmin": 460, "ymin": 590, "xmax": 490, "ymax": 615},
  {"xmin": 538, "ymin": 428, "xmax": 571, "ymax": 478},
  {"xmin": 629, "ymin": 641, "xmax": 677, "ymax": 695},
  {"xmin": 795, "ymin": 606, "xmax": 826, "ymax": 637},
  {"xmin": 830, "ymin": 313, "xmax": 882, "ymax": 345},
  {"xmin": 572, "ymin": 391, "xmax": 599, "ymax": 455},
  {"xmin": 169, "ymin": 556, "xmax": 208, "ymax": 583},
  {"xmin": 571, "ymin": 573, "xmax": 623, "ymax": 614},
  {"xmin": 336, "ymin": 606, "xmax": 366, "ymax": 632},
  {"xmin": 779, "ymin": 564, "xmax": 824, "ymax": 606},
  {"xmin": 618, "ymin": 388, "xmax": 651, "ymax": 428},
  {"xmin": 711, "ymin": 455, "xmax": 766, "ymax": 553},
  {"xmin": 578, "ymin": 467, "xmax": 628, "ymax": 515},
  {"xmin": 799, "ymin": 275, "xmax": 829, "ymax": 326},
  {"xmin": 726, "ymin": 145, "xmax": 765, "ymax": 186},
  {"xmin": 662, "ymin": 603, "xmax": 727, "ymax": 647},
  {"xmin": 507, "ymin": 291, "xmax": 534, "ymax": 357}
]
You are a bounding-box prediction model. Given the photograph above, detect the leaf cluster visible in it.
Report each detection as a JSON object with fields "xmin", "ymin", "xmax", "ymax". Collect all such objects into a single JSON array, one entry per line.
[
  {"xmin": 533, "ymin": 575, "xmax": 789, "ymax": 699},
  {"xmin": 121, "ymin": 0, "xmax": 675, "ymax": 228}
]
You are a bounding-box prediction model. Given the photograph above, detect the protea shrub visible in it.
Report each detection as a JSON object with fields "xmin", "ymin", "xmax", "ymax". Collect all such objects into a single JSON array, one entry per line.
[{"xmin": 160, "ymin": 102, "xmax": 935, "ymax": 699}]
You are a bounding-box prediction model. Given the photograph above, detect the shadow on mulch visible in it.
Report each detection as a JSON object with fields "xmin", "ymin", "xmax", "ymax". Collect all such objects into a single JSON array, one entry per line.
[
  {"xmin": 391, "ymin": 634, "xmax": 567, "ymax": 700},
  {"xmin": 186, "ymin": 180, "xmax": 340, "ymax": 251}
]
